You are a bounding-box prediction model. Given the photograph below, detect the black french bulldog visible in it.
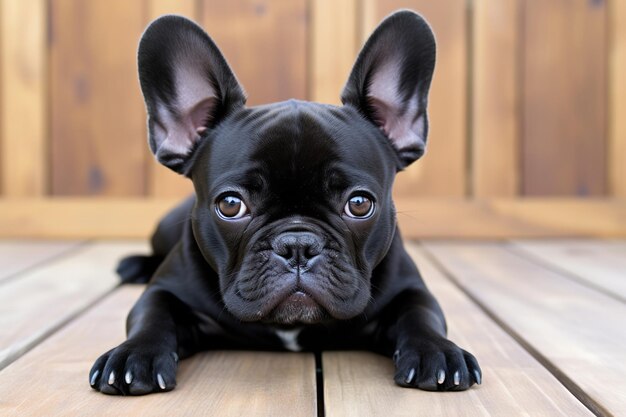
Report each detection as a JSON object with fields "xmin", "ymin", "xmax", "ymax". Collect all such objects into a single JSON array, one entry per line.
[{"xmin": 89, "ymin": 10, "xmax": 481, "ymax": 395}]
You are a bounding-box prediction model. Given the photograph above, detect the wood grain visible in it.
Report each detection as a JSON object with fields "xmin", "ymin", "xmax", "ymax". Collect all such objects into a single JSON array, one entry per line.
[
  {"xmin": 201, "ymin": 0, "xmax": 308, "ymax": 106},
  {"xmin": 310, "ymin": 0, "xmax": 358, "ymax": 105},
  {"xmin": 423, "ymin": 242, "xmax": 626, "ymax": 416},
  {"xmin": 362, "ymin": 0, "xmax": 468, "ymax": 198},
  {"xmin": 394, "ymin": 198, "xmax": 626, "ymax": 238},
  {"xmin": 1, "ymin": 198, "xmax": 626, "ymax": 238},
  {"xmin": 323, "ymin": 244, "xmax": 593, "ymax": 417},
  {"xmin": 510, "ymin": 239, "xmax": 626, "ymax": 301},
  {"xmin": 0, "ymin": 241, "xmax": 148, "ymax": 370},
  {"xmin": 0, "ymin": 0, "xmax": 46, "ymax": 196},
  {"xmin": 145, "ymin": 0, "xmax": 196, "ymax": 199},
  {"xmin": 0, "ymin": 286, "xmax": 317, "ymax": 417},
  {"xmin": 522, "ymin": 0, "xmax": 607, "ymax": 196},
  {"xmin": 49, "ymin": 0, "xmax": 146, "ymax": 196},
  {"xmin": 472, "ymin": 0, "xmax": 519, "ymax": 197},
  {"xmin": 610, "ymin": 0, "xmax": 626, "ymax": 197},
  {"xmin": 0, "ymin": 198, "xmax": 179, "ymax": 238},
  {"xmin": 0, "ymin": 240, "xmax": 82, "ymax": 282}
]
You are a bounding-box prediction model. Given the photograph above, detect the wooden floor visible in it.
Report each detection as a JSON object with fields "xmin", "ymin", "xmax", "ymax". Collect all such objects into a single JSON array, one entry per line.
[{"xmin": 0, "ymin": 240, "xmax": 624, "ymax": 417}]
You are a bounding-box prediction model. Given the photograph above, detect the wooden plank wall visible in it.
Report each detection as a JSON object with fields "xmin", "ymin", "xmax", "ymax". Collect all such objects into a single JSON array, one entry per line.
[
  {"xmin": 522, "ymin": 0, "xmax": 607, "ymax": 196},
  {"xmin": 610, "ymin": 0, "xmax": 626, "ymax": 197},
  {"xmin": 0, "ymin": 0, "xmax": 46, "ymax": 197},
  {"xmin": 49, "ymin": 0, "xmax": 147, "ymax": 196},
  {"xmin": 472, "ymin": 0, "xmax": 519, "ymax": 197},
  {"xmin": 0, "ymin": 0, "xmax": 624, "ymax": 234}
]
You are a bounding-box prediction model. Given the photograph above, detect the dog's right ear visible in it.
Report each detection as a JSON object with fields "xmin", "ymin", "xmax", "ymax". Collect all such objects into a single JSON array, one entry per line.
[{"xmin": 138, "ymin": 15, "xmax": 246, "ymax": 175}]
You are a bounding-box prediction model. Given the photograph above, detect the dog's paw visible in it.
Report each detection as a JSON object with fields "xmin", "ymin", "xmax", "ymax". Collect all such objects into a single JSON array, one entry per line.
[
  {"xmin": 89, "ymin": 340, "xmax": 178, "ymax": 395},
  {"xmin": 116, "ymin": 254, "xmax": 163, "ymax": 284},
  {"xmin": 393, "ymin": 338, "xmax": 481, "ymax": 391}
]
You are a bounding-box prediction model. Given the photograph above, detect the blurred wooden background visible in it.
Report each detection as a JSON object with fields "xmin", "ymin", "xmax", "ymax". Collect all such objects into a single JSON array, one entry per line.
[{"xmin": 0, "ymin": 0, "xmax": 625, "ymax": 238}]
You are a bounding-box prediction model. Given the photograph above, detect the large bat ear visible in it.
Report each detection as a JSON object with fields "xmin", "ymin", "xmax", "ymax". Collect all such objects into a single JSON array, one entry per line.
[
  {"xmin": 341, "ymin": 10, "xmax": 436, "ymax": 168},
  {"xmin": 138, "ymin": 15, "xmax": 246, "ymax": 175}
]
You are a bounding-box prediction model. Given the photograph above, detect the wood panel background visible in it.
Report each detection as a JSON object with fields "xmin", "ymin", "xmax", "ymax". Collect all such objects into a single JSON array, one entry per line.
[
  {"xmin": 522, "ymin": 0, "xmax": 607, "ymax": 196},
  {"xmin": 49, "ymin": 0, "xmax": 147, "ymax": 196},
  {"xmin": 0, "ymin": 0, "xmax": 624, "ymax": 238}
]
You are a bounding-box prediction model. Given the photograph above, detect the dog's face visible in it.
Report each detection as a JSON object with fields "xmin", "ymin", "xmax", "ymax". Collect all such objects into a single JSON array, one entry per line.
[
  {"xmin": 137, "ymin": 12, "xmax": 435, "ymax": 325},
  {"xmin": 191, "ymin": 102, "xmax": 398, "ymax": 324}
]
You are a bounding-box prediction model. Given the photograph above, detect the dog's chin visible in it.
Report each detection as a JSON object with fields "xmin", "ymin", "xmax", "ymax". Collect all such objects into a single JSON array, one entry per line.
[{"xmin": 264, "ymin": 291, "xmax": 328, "ymax": 325}]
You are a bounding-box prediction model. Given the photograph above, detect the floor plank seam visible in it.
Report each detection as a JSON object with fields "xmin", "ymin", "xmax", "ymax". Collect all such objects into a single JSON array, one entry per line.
[
  {"xmin": 503, "ymin": 242, "xmax": 626, "ymax": 304},
  {"xmin": 315, "ymin": 351, "xmax": 325, "ymax": 417},
  {"xmin": 418, "ymin": 242, "xmax": 612, "ymax": 417},
  {"xmin": 0, "ymin": 284, "xmax": 122, "ymax": 372},
  {"xmin": 0, "ymin": 240, "xmax": 92, "ymax": 287}
]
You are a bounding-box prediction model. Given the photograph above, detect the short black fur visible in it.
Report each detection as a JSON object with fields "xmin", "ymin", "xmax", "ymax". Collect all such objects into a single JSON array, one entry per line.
[{"xmin": 90, "ymin": 10, "xmax": 481, "ymax": 396}]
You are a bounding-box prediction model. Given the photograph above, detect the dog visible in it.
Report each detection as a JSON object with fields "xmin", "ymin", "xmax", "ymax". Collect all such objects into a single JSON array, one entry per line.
[{"xmin": 89, "ymin": 10, "xmax": 481, "ymax": 395}]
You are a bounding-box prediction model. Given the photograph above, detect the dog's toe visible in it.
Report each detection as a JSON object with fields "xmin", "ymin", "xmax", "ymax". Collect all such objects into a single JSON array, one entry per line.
[
  {"xmin": 89, "ymin": 352, "xmax": 108, "ymax": 389},
  {"xmin": 152, "ymin": 353, "xmax": 177, "ymax": 391},
  {"xmin": 123, "ymin": 352, "xmax": 154, "ymax": 395}
]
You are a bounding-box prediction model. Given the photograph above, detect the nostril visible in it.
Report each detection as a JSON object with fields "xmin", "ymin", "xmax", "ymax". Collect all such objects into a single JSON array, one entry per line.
[
  {"xmin": 273, "ymin": 235, "xmax": 296, "ymax": 259},
  {"xmin": 281, "ymin": 246, "xmax": 294, "ymax": 260},
  {"xmin": 304, "ymin": 244, "xmax": 321, "ymax": 259}
]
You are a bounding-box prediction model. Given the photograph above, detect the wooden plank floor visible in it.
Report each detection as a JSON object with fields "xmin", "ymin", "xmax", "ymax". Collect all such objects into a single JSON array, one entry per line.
[
  {"xmin": 423, "ymin": 242, "xmax": 626, "ymax": 417},
  {"xmin": 0, "ymin": 240, "xmax": 83, "ymax": 283},
  {"xmin": 0, "ymin": 239, "xmax": 623, "ymax": 416}
]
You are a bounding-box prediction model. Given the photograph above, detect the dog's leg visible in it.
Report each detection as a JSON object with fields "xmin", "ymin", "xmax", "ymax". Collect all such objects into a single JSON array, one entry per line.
[
  {"xmin": 117, "ymin": 196, "xmax": 196, "ymax": 284},
  {"xmin": 149, "ymin": 195, "xmax": 196, "ymax": 257},
  {"xmin": 379, "ymin": 288, "xmax": 482, "ymax": 391},
  {"xmin": 89, "ymin": 287, "xmax": 199, "ymax": 395}
]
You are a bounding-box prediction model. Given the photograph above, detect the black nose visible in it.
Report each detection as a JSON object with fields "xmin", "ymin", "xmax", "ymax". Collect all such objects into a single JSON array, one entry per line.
[{"xmin": 272, "ymin": 232, "xmax": 323, "ymax": 267}]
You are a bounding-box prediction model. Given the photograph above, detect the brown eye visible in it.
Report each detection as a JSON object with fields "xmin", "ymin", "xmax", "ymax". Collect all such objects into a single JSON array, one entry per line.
[
  {"xmin": 345, "ymin": 195, "xmax": 374, "ymax": 218},
  {"xmin": 217, "ymin": 195, "xmax": 248, "ymax": 219}
]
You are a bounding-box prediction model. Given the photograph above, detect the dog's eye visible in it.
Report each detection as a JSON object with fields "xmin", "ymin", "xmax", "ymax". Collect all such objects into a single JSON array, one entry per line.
[
  {"xmin": 216, "ymin": 195, "xmax": 248, "ymax": 219},
  {"xmin": 344, "ymin": 195, "xmax": 374, "ymax": 218}
]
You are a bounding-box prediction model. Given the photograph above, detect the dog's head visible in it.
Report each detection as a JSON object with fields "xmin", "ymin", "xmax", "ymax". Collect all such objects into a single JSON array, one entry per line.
[{"xmin": 137, "ymin": 11, "xmax": 435, "ymax": 325}]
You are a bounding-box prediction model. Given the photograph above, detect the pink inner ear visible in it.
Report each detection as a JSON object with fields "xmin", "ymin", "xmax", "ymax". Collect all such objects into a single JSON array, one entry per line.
[
  {"xmin": 189, "ymin": 97, "xmax": 218, "ymax": 131},
  {"xmin": 367, "ymin": 96, "xmax": 396, "ymax": 136},
  {"xmin": 367, "ymin": 60, "xmax": 425, "ymax": 152},
  {"xmin": 176, "ymin": 64, "xmax": 218, "ymax": 130},
  {"xmin": 154, "ymin": 64, "xmax": 218, "ymax": 158}
]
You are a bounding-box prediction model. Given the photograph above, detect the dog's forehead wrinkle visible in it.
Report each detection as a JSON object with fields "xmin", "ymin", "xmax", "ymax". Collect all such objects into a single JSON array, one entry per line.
[{"xmin": 203, "ymin": 101, "xmax": 396, "ymax": 189}]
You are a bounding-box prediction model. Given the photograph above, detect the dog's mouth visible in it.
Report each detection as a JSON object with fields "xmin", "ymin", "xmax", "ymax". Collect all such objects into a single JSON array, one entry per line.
[
  {"xmin": 228, "ymin": 239, "xmax": 367, "ymax": 324},
  {"xmin": 264, "ymin": 289, "xmax": 328, "ymax": 325}
]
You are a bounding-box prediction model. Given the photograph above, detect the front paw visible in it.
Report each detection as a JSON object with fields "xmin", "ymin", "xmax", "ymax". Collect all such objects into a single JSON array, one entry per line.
[
  {"xmin": 89, "ymin": 340, "xmax": 179, "ymax": 395},
  {"xmin": 393, "ymin": 338, "xmax": 481, "ymax": 391}
]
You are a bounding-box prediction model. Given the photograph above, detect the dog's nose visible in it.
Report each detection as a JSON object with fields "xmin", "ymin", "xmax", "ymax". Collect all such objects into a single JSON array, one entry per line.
[{"xmin": 272, "ymin": 232, "xmax": 323, "ymax": 267}]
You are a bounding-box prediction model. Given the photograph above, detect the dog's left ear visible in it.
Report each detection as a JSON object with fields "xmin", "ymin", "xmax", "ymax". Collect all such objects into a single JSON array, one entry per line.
[{"xmin": 341, "ymin": 10, "xmax": 436, "ymax": 168}]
